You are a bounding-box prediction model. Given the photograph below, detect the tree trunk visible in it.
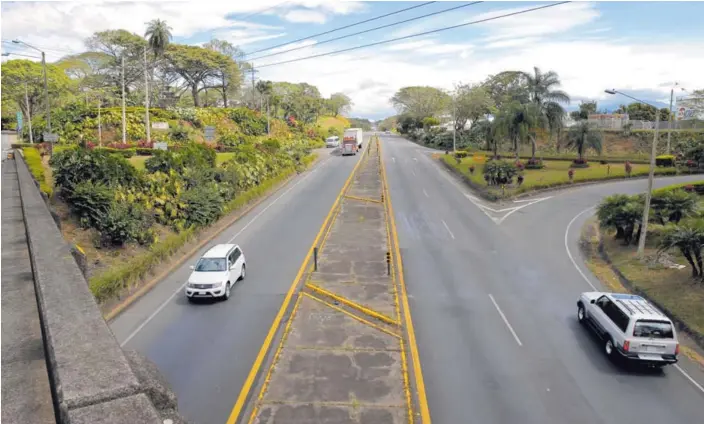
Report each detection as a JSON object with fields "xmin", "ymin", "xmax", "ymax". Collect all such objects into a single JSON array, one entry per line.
[
  {"xmin": 695, "ymin": 250, "xmax": 703, "ymax": 277},
  {"xmin": 681, "ymin": 248, "xmax": 698, "ymax": 277},
  {"xmin": 191, "ymin": 84, "xmax": 200, "ymax": 107},
  {"xmin": 556, "ymin": 128, "xmax": 561, "ymax": 153},
  {"xmin": 222, "ymin": 75, "xmax": 228, "ymax": 107},
  {"xmin": 615, "ymin": 227, "xmax": 625, "ymax": 240},
  {"xmin": 530, "ymin": 134, "xmax": 537, "ymax": 160}
]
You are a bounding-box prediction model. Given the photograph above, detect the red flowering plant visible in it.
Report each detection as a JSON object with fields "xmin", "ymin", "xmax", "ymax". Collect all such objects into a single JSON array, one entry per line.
[
  {"xmin": 624, "ymin": 161, "xmax": 632, "ymax": 177},
  {"xmin": 683, "ymin": 185, "xmax": 695, "ymax": 193},
  {"xmin": 514, "ymin": 160, "xmax": 525, "ymax": 171},
  {"xmin": 568, "ymin": 168, "xmax": 575, "ymax": 181}
]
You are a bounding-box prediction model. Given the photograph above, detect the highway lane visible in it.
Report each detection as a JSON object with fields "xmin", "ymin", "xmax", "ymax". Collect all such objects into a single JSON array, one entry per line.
[
  {"xmin": 380, "ymin": 134, "xmax": 704, "ymax": 424},
  {"xmin": 110, "ymin": 146, "xmax": 361, "ymax": 424}
]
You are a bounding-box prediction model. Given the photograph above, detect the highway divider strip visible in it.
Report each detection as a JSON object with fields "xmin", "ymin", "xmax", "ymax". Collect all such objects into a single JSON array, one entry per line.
[
  {"xmin": 302, "ymin": 292, "xmax": 401, "ymax": 339},
  {"xmin": 226, "ymin": 140, "xmax": 372, "ymax": 424},
  {"xmin": 378, "ymin": 136, "xmax": 432, "ymax": 424},
  {"xmin": 305, "ymin": 282, "xmax": 399, "ymax": 326},
  {"xmin": 105, "ymin": 155, "xmax": 324, "ymax": 322}
]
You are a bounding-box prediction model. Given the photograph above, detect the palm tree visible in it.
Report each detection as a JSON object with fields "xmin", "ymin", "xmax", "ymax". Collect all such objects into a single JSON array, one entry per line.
[
  {"xmin": 566, "ymin": 121, "xmax": 603, "ymax": 162},
  {"xmin": 501, "ymin": 102, "xmax": 542, "ymax": 158},
  {"xmin": 545, "ymin": 102, "xmax": 565, "ymax": 152},
  {"xmin": 651, "ymin": 189, "xmax": 699, "ymax": 225},
  {"xmin": 145, "ymin": 19, "xmax": 173, "ymax": 58},
  {"xmin": 658, "ymin": 221, "xmax": 704, "ymax": 279}
]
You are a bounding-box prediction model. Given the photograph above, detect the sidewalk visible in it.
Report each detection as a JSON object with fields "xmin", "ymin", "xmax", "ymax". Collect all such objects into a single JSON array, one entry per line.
[
  {"xmin": 1, "ymin": 159, "xmax": 56, "ymax": 424},
  {"xmin": 247, "ymin": 139, "xmax": 413, "ymax": 424}
]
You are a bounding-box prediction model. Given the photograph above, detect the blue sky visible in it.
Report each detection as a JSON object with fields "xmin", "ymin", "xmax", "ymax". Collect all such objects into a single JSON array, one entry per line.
[{"xmin": 2, "ymin": 1, "xmax": 703, "ymax": 119}]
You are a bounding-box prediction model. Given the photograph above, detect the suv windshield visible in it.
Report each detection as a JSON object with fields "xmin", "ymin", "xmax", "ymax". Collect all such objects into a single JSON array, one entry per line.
[
  {"xmin": 633, "ymin": 320, "xmax": 674, "ymax": 339},
  {"xmin": 195, "ymin": 258, "xmax": 226, "ymax": 272}
]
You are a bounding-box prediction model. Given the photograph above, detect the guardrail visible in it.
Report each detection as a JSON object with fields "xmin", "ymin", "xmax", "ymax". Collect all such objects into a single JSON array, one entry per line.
[{"xmin": 14, "ymin": 151, "xmax": 190, "ymax": 424}]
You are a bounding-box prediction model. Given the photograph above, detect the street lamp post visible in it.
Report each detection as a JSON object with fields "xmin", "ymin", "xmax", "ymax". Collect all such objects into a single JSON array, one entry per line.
[
  {"xmin": 12, "ymin": 40, "xmax": 50, "ymax": 134},
  {"xmin": 605, "ymin": 89, "xmax": 660, "ymax": 259}
]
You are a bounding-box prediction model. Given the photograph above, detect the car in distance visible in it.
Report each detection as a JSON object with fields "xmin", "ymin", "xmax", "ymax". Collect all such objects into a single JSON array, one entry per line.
[
  {"xmin": 185, "ymin": 244, "xmax": 245, "ymax": 301},
  {"xmin": 577, "ymin": 292, "xmax": 679, "ymax": 367},
  {"xmin": 325, "ymin": 136, "xmax": 340, "ymax": 148}
]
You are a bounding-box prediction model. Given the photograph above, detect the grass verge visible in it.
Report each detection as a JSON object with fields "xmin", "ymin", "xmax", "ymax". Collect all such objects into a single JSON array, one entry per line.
[
  {"xmin": 21, "ymin": 147, "xmax": 53, "ymax": 196},
  {"xmin": 89, "ymin": 153, "xmax": 317, "ymax": 304},
  {"xmin": 440, "ymin": 154, "xmax": 681, "ymax": 200}
]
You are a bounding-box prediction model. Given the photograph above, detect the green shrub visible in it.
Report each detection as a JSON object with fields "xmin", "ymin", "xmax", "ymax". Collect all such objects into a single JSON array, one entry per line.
[
  {"xmin": 50, "ymin": 148, "xmax": 139, "ymax": 192},
  {"xmin": 21, "ymin": 147, "xmax": 52, "ymax": 197},
  {"xmin": 483, "ymin": 160, "xmax": 517, "ymax": 186},
  {"xmin": 136, "ymin": 148, "xmax": 153, "ymax": 156},
  {"xmin": 180, "ymin": 184, "xmax": 224, "ymax": 227},
  {"xmin": 95, "ymin": 147, "xmax": 136, "ymax": 158},
  {"xmin": 454, "ymin": 150, "xmax": 469, "ymax": 158},
  {"xmin": 169, "ymin": 125, "xmax": 191, "ymax": 142},
  {"xmin": 655, "ymin": 154, "xmax": 675, "ymax": 167},
  {"xmin": 180, "ymin": 142, "xmax": 216, "ymax": 168},
  {"xmin": 95, "ymin": 202, "xmax": 154, "ymax": 247},
  {"xmin": 65, "ymin": 181, "xmax": 114, "ymax": 228},
  {"xmin": 228, "ymin": 108, "xmax": 267, "ymax": 136},
  {"xmin": 145, "ymin": 150, "xmax": 183, "ymax": 174}
]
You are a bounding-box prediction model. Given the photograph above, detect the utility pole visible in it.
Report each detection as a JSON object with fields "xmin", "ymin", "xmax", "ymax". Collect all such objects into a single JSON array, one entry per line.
[
  {"xmin": 637, "ymin": 111, "xmax": 660, "ymax": 258},
  {"xmin": 24, "ymin": 83, "xmax": 33, "ymax": 144},
  {"xmin": 41, "ymin": 51, "xmax": 50, "ymax": 133},
  {"xmin": 452, "ymin": 95, "xmax": 457, "ymax": 153},
  {"xmin": 666, "ymin": 83, "xmax": 678, "ymax": 154},
  {"xmin": 266, "ymin": 97, "xmax": 270, "ymax": 135},
  {"xmin": 144, "ymin": 46, "xmax": 151, "ymax": 144},
  {"xmin": 98, "ymin": 96, "xmax": 102, "ymax": 146},
  {"xmin": 121, "ymin": 55, "xmax": 127, "ymax": 144}
]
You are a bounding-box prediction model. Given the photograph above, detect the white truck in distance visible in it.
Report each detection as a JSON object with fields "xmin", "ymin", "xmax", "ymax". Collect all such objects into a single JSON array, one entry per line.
[{"xmin": 342, "ymin": 128, "xmax": 364, "ymax": 156}]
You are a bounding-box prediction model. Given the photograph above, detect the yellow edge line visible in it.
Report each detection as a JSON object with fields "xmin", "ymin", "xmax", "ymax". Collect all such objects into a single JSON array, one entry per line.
[
  {"xmin": 377, "ymin": 136, "xmax": 412, "ymax": 424},
  {"xmin": 247, "ymin": 294, "xmax": 304, "ymax": 424},
  {"xmin": 225, "ymin": 142, "xmax": 370, "ymax": 424},
  {"xmin": 344, "ymin": 194, "xmax": 383, "ymax": 203},
  {"xmin": 303, "ymin": 292, "xmax": 401, "ymax": 339},
  {"xmin": 379, "ymin": 136, "xmax": 432, "ymax": 424},
  {"xmin": 306, "ymin": 282, "xmax": 399, "ymax": 326}
]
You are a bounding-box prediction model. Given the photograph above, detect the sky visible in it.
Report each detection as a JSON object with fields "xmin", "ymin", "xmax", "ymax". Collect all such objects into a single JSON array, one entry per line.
[{"xmin": 2, "ymin": 0, "xmax": 703, "ymax": 120}]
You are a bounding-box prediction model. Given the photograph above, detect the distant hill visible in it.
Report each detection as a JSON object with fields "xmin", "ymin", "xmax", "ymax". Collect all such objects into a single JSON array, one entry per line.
[{"xmin": 348, "ymin": 117, "xmax": 372, "ymax": 131}]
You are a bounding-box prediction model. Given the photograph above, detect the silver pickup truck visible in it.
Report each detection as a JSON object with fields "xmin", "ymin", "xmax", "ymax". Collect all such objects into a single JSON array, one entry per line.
[{"xmin": 577, "ymin": 292, "xmax": 679, "ymax": 367}]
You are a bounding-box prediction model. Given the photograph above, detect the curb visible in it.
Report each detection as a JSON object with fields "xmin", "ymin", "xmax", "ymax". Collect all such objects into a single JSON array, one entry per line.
[
  {"xmin": 104, "ymin": 155, "xmax": 322, "ymax": 322},
  {"xmin": 593, "ymin": 228, "xmax": 704, "ymax": 352}
]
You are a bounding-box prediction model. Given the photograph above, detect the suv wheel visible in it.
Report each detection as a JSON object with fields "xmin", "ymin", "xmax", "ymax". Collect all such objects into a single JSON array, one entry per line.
[
  {"xmin": 577, "ymin": 305, "xmax": 586, "ymax": 324},
  {"xmin": 605, "ymin": 338, "xmax": 615, "ymax": 357},
  {"xmin": 223, "ymin": 282, "xmax": 231, "ymax": 301}
]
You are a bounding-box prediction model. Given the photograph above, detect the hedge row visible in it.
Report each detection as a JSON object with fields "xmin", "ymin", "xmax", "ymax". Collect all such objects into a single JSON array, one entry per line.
[
  {"xmin": 88, "ymin": 155, "xmax": 317, "ymax": 302},
  {"xmin": 21, "ymin": 147, "xmax": 52, "ymax": 197},
  {"xmin": 652, "ymin": 180, "xmax": 704, "ymax": 196}
]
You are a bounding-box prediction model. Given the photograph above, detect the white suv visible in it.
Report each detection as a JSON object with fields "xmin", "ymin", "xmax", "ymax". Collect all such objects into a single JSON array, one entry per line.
[
  {"xmin": 577, "ymin": 292, "xmax": 679, "ymax": 367},
  {"xmin": 185, "ymin": 244, "xmax": 246, "ymax": 301}
]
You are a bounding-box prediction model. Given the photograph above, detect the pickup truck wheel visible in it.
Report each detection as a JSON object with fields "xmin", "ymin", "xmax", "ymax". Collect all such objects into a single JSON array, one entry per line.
[
  {"xmin": 577, "ymin": 305, "xmax": 586, "ymax": 324},
  {"xmin": 605, "ymin": 338, "xmax": 615, "ymax": 357}
]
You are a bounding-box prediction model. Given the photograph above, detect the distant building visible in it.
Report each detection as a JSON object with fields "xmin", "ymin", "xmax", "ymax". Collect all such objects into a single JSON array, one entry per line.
[{"xmin": 587, "ymin": 113, "xmax": 630, "ymax": 130}]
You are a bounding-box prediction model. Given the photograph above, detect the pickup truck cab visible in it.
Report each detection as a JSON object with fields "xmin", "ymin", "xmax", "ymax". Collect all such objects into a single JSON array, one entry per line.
[{"xmin": 577, "ymin": 292, "xmax": 679, "ymax": 367}]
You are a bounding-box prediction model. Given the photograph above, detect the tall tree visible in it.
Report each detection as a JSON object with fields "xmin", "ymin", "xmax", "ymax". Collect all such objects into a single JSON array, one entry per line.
[
  {"xmin": 85, "ymin": 29, "xmax": 147, "ymax": 94},
  {"xmin": 390, "ymin": 86, "xmax": 450, "ymax": 119},
  {"xmin": 545, "ymin": 102, "xmax": 565, "ymax": 151},
  {"xmin": 328, "ymin": 92, "xmax": 352, "ymax": 116},
  {"xmin": 204, "ymin": 39, "xmax": 245, "ymax": 107},
  {"xmin": 145, "ymin": 19, "xmax": 173, "ymax": 58},
  {"xmin": 453, "ymin": 83, "xmax": 495, "ymax": 132},
  {"xmin": 163, "ymin": 44, "xmax": 235, "ymax": 107},
  {"xmin": 482, "ymin": 71, "xmax": 529, "ymax": 109}
]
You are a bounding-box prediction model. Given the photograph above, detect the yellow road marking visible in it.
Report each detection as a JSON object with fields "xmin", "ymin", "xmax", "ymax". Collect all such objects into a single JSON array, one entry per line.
[
  {"xmin": 225, "ymin": 142, "xmax": 370, "ymax": 424},
  {"xmin": 343, "ymin": 194, "xmax": 383, "ymax": 203},
  {"xmin": 302, "ymin": 292, "xmax": 401, "ymax": 339},
  {"xmin": 379, "ymin": 137, "xmax": 432, "ymax": 424},
  {"xmin": 306, "ymin": 282, "xmax": 399, "ymax": 326}
]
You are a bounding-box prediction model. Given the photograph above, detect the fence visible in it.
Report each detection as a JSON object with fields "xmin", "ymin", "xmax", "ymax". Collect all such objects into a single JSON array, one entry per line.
[{"xmin": 587, "ymin": 118, "xmax": 702, "ymax": 131}]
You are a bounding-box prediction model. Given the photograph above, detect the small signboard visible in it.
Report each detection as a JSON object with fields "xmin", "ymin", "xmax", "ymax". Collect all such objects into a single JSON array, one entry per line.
[
  {"xmin": 16, "ymin": 112, "xmax": 23, "ymax": 132},
  {"xmin": 43, "ymin": 132, "xmax": 59, "ymax": 143},
  {"xmin": 153, "ymin": 142, "xmax": 168, "ymax": 151},
  {"xmin": 204, "ymin": 126, "xmax": 216, "ymax": 141},
  {"xmin": 152, "ymin": 122, "xmax": 169, "ymax": 130}
]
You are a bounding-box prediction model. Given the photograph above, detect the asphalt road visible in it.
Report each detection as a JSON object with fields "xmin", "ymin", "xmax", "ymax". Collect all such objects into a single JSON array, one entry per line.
[
  {"xmin": 110, "ymin": 146, "xmax": 361, "ymax": 424},
  {"xmin": 380, "ymin": 134, "xmax": 704, "ymax": 424}
]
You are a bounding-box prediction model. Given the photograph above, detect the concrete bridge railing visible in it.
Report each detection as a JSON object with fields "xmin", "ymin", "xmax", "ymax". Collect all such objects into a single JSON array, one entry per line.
[{"xmin": 14, "ymin": 151, "xmax": 190, "ymax": 424}]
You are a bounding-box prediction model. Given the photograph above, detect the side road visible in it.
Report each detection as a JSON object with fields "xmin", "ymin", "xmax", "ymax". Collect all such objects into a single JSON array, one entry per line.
[
  {"xmin": 112, "ymin": 147, "xmax": 360, "ymax": 424},
  {"xmin": 239, "ymin": 137, "xmax": 424, "ymax": 424}
]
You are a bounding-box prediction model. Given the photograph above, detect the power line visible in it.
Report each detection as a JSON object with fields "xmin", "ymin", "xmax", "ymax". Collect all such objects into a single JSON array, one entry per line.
[
  {"xmin": 249, "ymin": 2, "xmax": 482, "ymax": 62},
  {"xmin": 239, "ymin": 0, "xmax": 290, "ymax": 20},
  {"xmin": 1, "ymin": 40, "xmax": 78, "ymax": 55},
  {"xmin": 256, "ymin": 2, "xmax": 570, "ymax": 69},
  {"xmin": 244, "ymin": 1, "xmax": 437, "ymax": 57}
]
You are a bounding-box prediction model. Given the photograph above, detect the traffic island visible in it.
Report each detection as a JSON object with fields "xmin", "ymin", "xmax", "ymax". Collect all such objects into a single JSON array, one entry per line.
[{"xmin": 245, "ymin": 138, "xmax": 418, "ymax": 424}]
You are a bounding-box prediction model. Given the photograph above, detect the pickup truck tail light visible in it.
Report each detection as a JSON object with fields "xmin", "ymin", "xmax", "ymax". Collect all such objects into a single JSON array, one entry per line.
[
  {"xmin": 675, "ymin": 343, "xmax": 680, "ymax": 355},
  {"xmin": 623, "ymin": 340, "xmax": 630, "ymax": 352}
]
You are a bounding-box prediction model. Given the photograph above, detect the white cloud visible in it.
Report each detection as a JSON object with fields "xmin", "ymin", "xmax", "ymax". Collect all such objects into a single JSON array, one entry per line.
[
  {"xmin": 386, "ymin": 40, "xmax": 435, "ymax": 52},
  {"xmin": 211, "ymin": 31, "xmax": 288, "ymax": 47},
  {"xmin": 474, "ymin": 2, "xmax": 600, "ymax": 42},
  {"xmin": 282, "ymin": 9, "xmax": 328, "ymax": 24},
  {"xmin": 484, "ymin": 37, "xmax": 542, "ymax": 50}
]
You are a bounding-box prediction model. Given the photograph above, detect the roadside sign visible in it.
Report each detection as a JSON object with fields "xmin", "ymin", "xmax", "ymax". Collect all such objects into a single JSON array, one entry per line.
[
  {"xmin": 204, "ymin": 126, "xmax": 216, "ymax": 141},
  {"xmin": 152, "ymin": 122, "xmax": 169, "ymax": 130},
  {"xmin": 16, "ymin": 112, "xmax": 23, "ymax": 132},
  {"xmin": 43, "ymin": 132, "xmax": 59, "ymax": 143},
  {"xmin": 154, "ymin": 142, "xmax": 168, "ymax": 151}
]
